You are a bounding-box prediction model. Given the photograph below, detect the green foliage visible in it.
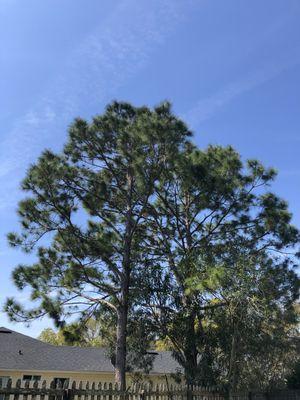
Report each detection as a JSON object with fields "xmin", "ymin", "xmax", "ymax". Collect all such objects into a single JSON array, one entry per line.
[
  {"xmin": 38, "ymin": 328, "xmax": 67, "ymax": 346},
  {"xmin": 140, "ymin": 144, "xmax": 299, "ymax": 389},
  {"xmin": 39, "ymin": 319, "xmax": 109, "ymax": 347},
  {"xmin": 5, "ymin": 100, "xmax": 299, "ymax": 390}
]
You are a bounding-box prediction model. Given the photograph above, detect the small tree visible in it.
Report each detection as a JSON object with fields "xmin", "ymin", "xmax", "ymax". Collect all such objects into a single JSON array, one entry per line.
[{"xmin": 5, "ymin": 101, "xmax": 190, "ymax": 389}]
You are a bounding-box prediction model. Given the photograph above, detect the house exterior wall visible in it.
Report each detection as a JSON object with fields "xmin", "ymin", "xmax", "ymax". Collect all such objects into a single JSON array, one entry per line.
[{"xmin": 0, "ymin": 370, "xmax": 175, "ymax": 387}]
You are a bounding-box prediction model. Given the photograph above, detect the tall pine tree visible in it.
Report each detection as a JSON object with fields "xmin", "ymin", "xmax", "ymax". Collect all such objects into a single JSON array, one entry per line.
[{"xmin": 6, "ymin": 101, "xmax": 190, "ymax": 389}]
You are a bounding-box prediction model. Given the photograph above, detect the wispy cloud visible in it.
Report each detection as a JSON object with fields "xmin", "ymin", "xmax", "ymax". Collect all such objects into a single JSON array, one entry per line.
[
  {"xmin": 0, "ymin": 104, "xmax": 57, "ymax": 180},
  {"xmin": 23, "ymin": 107, "xmax": 56, "ymax": 127},
  {"xmin": 50, "ymin": 0, "xmax": 196, "ymax": 113},
  {"xmin": 0, "ymin": 0, "xmax": 197, "ymax": 210},
  {"xmin": 185, "ymin": 53, "xmax": 300, "ymax": 127}
]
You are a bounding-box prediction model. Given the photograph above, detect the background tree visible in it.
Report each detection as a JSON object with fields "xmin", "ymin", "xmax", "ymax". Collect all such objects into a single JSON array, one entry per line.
[
  {"xmin": 5, "ymin": 101, "xmax": 190, "ymax": 389},
  {"xmin": 38, "ymin": 327, "xmax": 67, "ymax": 346},
  {"xmin": 201, "ymin": 254, "xmax": 299, "ymax": 391},
  {"xmin": 38, "ymin": 318, "xmax": 106, "ymax": 347}
]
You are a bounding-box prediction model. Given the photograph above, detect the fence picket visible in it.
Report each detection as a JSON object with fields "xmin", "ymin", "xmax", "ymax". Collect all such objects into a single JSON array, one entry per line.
[
  {"xmin": 103, "ymin": 382, "xmax": 108, "ymax": 400},
  {"xmin": 90, "ymin": 382, "xmax": 95, "ymax": 400},
  {"xmin": 78, "ymin": 381, "xmax": 83, "ymax": 400},
  {"xmin": 84, "ymin": 381, "xmax": 89, "ymax": 400},
  {"xmin": 108, "ymin": 383, "xmax": 112, "ymax": 400},
  {"xmin": 31, "ymin": 380, "xmax": 39, "ymax": 400},
  {"xmin": 13, "ymin": 379, "xmax": 21, "ymax": 400},
  {"xmin": 4, "ymin": 379, "xmax": 12, "ymax": 400},
  {"xmin": 23, "ymin": 380, "xmax": 30, "ymax": 400},
  {"xmin": 69, "ymin": 381, "xmax": 78, "ymax": 400},
  {"xmin": 40, "ymin": 380, "xmax": 47, "ymax": 400},
  {"xmin": 96, "ymin": 382, "xmax": 101, "ymax": 400}
]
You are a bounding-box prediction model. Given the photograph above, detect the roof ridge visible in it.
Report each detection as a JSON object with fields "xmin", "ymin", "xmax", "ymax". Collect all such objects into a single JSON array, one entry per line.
[
  {"xmin": 0, "ymin": 326, "xmax": 53, "ymax": 346},
  {"xmin": 0, "ymin": 327, "xmax": 12, "ymax": 332}
]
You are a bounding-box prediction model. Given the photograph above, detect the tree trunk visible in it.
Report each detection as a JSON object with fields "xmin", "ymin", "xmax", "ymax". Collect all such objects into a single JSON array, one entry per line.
[
  {"xmin": 184, "ymin": 309, "xmax": 199, "ymax": 385},
  {"xmin": 115, "ymin": 249, "xmax": 131, "ymax": 390},
  {"xmin": 115, "ymin": 172, "xmax": 133, "ymax": 390},
  {"xmin": 183, "ymin": 203, "xmax": 198, "ymax": 386},
  {"xmin": 228, "ymin": 322, "xmax": 239, "ymax": 393},
  {"xmin": 115, "ymin": 299, "xmax": 128, "ymax": 390}
]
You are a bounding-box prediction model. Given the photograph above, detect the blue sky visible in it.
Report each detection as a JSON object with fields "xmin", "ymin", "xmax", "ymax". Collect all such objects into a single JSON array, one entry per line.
[{"xmin": 0, "ymin": 0, "xmax": 300, "ymax": 337}]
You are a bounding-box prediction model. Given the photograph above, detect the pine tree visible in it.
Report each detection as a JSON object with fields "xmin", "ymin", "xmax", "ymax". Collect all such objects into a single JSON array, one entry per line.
[
  {"xmin": 6, "ymin": 101, "xmax": 190, "ymax": 389},
  {"xmin": 142, "ymin": 144, "xmax": 299, "ymax": 387}
]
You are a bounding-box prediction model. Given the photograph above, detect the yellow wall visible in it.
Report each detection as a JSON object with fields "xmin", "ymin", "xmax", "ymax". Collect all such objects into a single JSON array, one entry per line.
[{"xmin": 0, "ymin": 370, "xmax": 175, "ymax": 387}]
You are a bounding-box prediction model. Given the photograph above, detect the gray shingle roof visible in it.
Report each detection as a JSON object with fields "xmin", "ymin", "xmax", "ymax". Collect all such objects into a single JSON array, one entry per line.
[{"xmin": 0, "ymin": 327, "xmax": 182, "ymax": 374}]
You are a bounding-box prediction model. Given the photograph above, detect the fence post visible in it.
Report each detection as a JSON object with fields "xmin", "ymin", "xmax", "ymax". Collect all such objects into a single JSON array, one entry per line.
[
  {"xmin": 64, "ymin": 389, "xmax": 74, "ymax": 400},
  {"xmin": 186, "ymin": 386, "xmax": 192, "ymax": 400},
  {"xmin": 248, "ymin": 391, "xmax": 252, "ymax": 400}
]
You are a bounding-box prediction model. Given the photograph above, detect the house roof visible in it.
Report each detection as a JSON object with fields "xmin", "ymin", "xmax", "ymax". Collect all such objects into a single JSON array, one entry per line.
[{"xmin": 0, "ymin": 327, "xmax": 182, "ymax": 374}]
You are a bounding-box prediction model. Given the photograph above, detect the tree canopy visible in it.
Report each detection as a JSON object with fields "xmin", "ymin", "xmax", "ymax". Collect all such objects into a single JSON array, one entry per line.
[{"xmin": 5, "ymin": 101, "xmax": 299, "ymax": 391}]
